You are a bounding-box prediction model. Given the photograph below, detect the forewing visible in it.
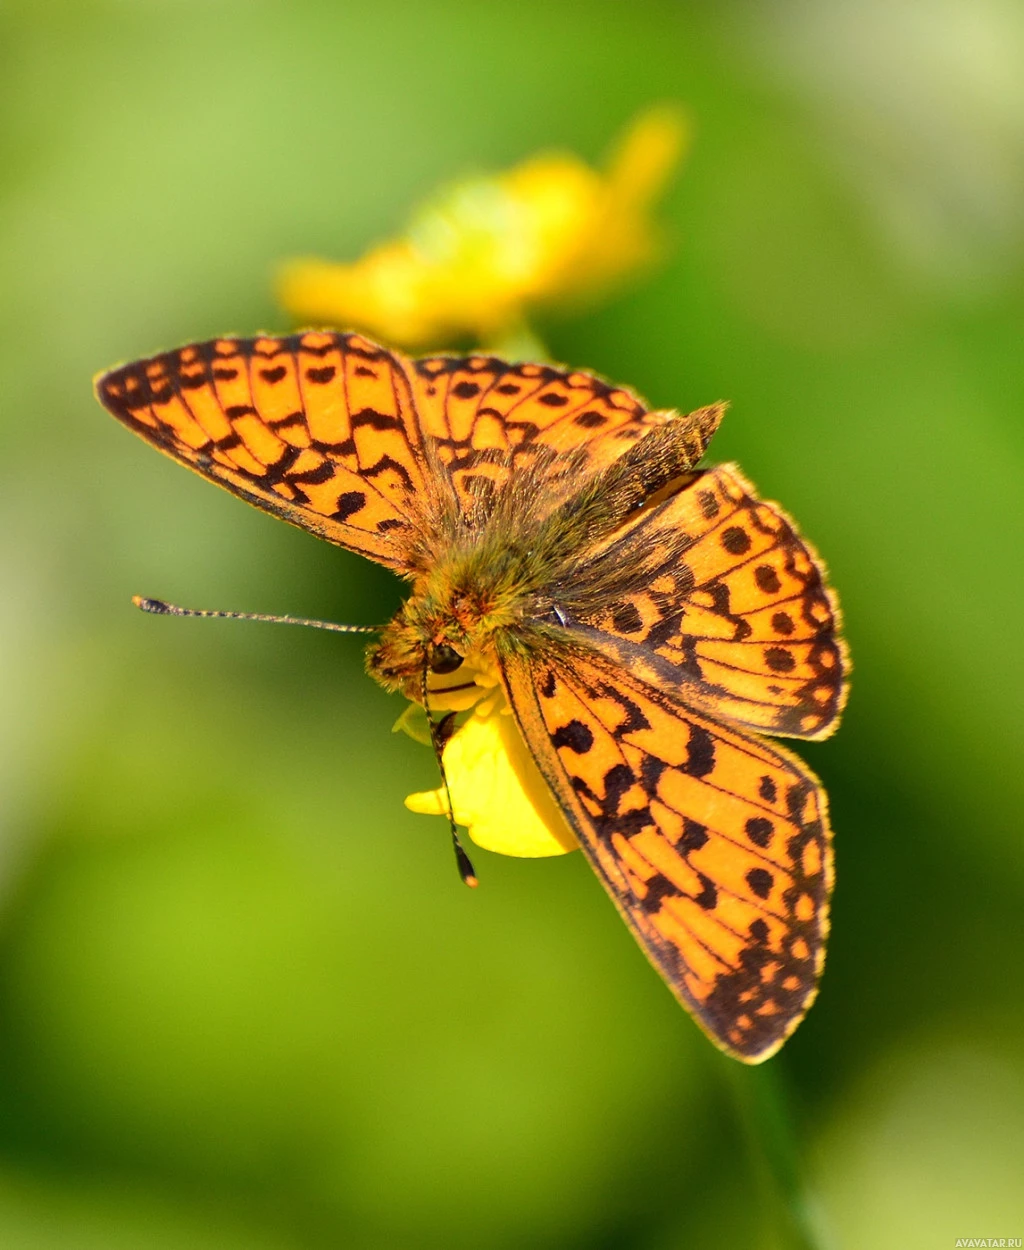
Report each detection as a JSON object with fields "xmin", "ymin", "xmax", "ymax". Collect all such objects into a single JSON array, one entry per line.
[
  {"xmin": 501, "ymin": 647, "xmax": 833, "ymax": 1062},
  {"xmin": 96, "ymin": 331, "xmax": 427, "ymax": 570},
  {"xmin": 405, "ymin": 354, "xmax": 666, "ymax": 519},
  {"xmin": 566, "ymin": 463, "xmax": 847, "ymax": 740}
]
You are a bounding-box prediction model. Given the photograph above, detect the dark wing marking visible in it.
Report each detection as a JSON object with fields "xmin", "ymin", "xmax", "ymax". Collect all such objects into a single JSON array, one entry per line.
[
  {"xmin": 96, "ymin": 331, "xmax": 427, "ymax": 570},
  {"xmin": 501, "ymin": 646, "xmax": 833, "ymax": 1062},
  {"xmin": 560, "ymin": 464, "xmax": 848, "ymax": 740}
]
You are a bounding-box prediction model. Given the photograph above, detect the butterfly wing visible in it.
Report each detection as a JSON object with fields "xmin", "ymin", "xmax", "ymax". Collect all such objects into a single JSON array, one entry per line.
[
  {"xmin": 96, "ymin": 331, "xmax": 429, "ymax": 570},
  {"xmin": 97, "ymin": 333, "xmax": 670, "ymax": 569},
  {"xmin": 501, "ymin": 646, "xmax": 833, "ymax": 1062},
  {"xmin": 560, "ymin": 463, "xmax": 848, "ymax": 740},
  {"xmin": 404, "ymin": 353, "xmax": 667, "ymax": 520}
]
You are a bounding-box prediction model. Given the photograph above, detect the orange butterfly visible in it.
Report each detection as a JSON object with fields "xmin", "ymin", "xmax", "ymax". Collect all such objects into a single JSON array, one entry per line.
[{"xmin": 96, "ymin": 330, "xmax": 848, "ymax": 1062}]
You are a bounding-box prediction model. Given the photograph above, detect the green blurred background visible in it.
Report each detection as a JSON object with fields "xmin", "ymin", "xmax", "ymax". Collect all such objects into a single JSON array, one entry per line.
[{"xmin": 1, "ymin": 1, "xmax": 1023, "ymax": 1246}]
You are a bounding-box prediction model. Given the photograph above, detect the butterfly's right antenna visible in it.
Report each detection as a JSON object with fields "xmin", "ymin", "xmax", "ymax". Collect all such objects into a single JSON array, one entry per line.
[
  {"xmin": 421, "ymin": 664, "xmax": 478, "ymax": 889},
  {"xmin": 133, "ymin": 596, "xmax": 380, "ymax": 634}
]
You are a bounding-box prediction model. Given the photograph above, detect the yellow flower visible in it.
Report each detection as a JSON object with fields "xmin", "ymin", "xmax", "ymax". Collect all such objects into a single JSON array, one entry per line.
[
  {"xmin": 402, "ymin": 681, "xmax": 578, "ymax": 860},
  {"xmin": 277, "ymin": 104, "xmax": 690, "ymax": 351}
]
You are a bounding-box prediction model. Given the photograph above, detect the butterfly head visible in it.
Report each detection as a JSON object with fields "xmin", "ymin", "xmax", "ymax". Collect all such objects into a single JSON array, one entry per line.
[{"xmin": 365, "ymin": 565, "xmax": 524, "ymax": 703}]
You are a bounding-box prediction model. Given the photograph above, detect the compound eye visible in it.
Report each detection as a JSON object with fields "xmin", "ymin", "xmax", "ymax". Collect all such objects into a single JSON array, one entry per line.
[{"xmin": 429, "ymin": 644, "xmax": 464, "ymax": 675}]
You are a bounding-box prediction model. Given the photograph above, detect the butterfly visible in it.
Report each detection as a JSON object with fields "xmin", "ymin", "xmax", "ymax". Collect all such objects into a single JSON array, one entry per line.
[{"xmin": 95, "ymin": 330, "xmax": 848, "ymax": 1062}]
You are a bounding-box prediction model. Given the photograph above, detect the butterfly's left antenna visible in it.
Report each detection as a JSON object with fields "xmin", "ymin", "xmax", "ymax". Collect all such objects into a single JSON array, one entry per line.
[
  {"xmin": 421, "ymin": 665, "xmax": 479, "ymax": 889},
  {"xmin": 132, "ymin": 596, "xmax": 380, "ymax": 634},
  {"xmin": 135, "ymin": 596, "xmax": 477, "ymax": 886}
]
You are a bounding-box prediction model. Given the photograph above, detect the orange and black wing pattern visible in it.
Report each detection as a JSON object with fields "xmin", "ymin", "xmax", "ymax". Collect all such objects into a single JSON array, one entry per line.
[
  {"xmin": 502, "ymin": 647, "xmax": 833, "ymax": 1062},
  {"xmin": 97, "ymin": 333, "xmax": 670, "ymax": 565},
  {"xmin": 404, "ymin": 353, "xmax": 667, "ymax": 521},
  {"xmin": 96, "ymin": 331, "xmax": 428, "ymax": 570},
  {"xmin": 567, "ymin": 464, "xmax": 847, "ymax": 740}
]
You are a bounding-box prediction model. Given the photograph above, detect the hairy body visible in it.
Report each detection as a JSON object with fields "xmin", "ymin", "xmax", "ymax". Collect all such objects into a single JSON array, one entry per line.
[{"xmin": 368, "ymin": 404, "xmax": 724, "ymax": 694}]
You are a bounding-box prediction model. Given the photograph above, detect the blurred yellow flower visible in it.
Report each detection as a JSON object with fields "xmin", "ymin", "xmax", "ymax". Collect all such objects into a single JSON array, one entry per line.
[
  {"xmin": 278, "ymin": 104, "xmax": 690, "ymax": 351},
  {"xmin": 403, "ymin": 684, "xmax": 578, "ymax": 860}
]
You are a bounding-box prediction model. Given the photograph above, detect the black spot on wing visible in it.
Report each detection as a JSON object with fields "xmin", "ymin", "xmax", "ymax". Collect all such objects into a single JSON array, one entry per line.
[
  {"xmin": 745, "ymin": 817, "xmax": 774, "ymax": 848},
  {"xmin": 765, "ymin": 647, "xmax": 795, "ymax": 673},
  {"xmin": 332, "ymin": 491, "xmax": 366, "ymax": 521},
  {"xmin": 552, "ymin": 719, "xmax": 594, "ymax": 754},
  {"xmin": 679, "ymin": 818, "xmax": 709, "ymax": 853},
  {"xmin": 571, "ymin": 762, "xmax": 650, "ymax": 839},
  {"xmin": 697, "ymin": 489, "xmax": 719, "ymax": 519},
  {"xmin": 755, "ymin": 565, "xmax": 781, "ymax": 594},
  {"xmin": 639, "ymin": 754, "xmax": 666, "ymax": 793},
  {"xmin": 290, "ymin": 459, "xmax": 335, "ymax": 486},
  {"xmin": 721, "ymin": 526, "xmax": 751, "ymax": 555},
  {"xmin": 601, "ymin": 764, "xmax": 634, "ymax": 813},
  {"xmin": 746, "ymin": 868, "xmax": 774, "ymax": 899},
  {"xmin": 351, "ymin": 408, "xmax": 403, "ymax": 431},
  {"xmin": 683, "ymin": 724, "xmax": 715, "ymax": 778},
  {"xmin": 639, "ymin": 873, "xmax": 674, "ymax": 914},
  {"xmin": 306, "ymin": 366, "xmax": 336, "ymax": 384},
  {"xmin": 694, "ymin": 873, "xmax": 718, "ymax": 911}
]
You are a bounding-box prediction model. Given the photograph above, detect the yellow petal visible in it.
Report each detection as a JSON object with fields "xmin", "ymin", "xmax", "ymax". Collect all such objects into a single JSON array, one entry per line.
[
  {"xmin": 549, "ymin": 103, "xmax": 692, "ymax": 304},
  {"xmin": 392, "ymin": 701, "xmax": 433, "ymax": 746},
  {"xmin": 277, "ymin": 104, "xmax": 689, "ymax": 349},
  {"xmin": 605, "ymin": 103, "xmax": 692, "ymax": 212},
  {"xmin": 404, "ymin": 788, "xmax": 448, "ymax": 817},
  {"xmin": 405, "ymin": 694, "xmax": 578, "ymax": 858}
]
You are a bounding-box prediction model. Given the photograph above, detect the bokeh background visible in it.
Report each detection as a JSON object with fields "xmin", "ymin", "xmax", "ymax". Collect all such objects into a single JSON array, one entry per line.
[{"xmin": 2, "ymin": 1, "xmax": 1023, "ymax": 1247}]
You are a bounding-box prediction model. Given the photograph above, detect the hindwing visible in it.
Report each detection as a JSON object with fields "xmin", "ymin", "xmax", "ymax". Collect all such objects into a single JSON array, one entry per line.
[
  {"xmin": 563, "ymin": 464, "xmax": 848, "ymax": 740},
  {"xmin": 501, "ymin": 646, "xmax": 833, "ymax": 1062}
]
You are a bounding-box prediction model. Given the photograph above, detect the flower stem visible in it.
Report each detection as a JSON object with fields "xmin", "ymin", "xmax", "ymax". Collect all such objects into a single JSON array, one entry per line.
[{"xmin": 720, "ymin": 1056, "xmax": 833, "ymax": 1250}]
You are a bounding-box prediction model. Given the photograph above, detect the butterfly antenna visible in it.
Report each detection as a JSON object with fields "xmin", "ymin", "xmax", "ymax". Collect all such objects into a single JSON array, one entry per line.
[
  {"xmin": 421, "ymin": 665, "xmax": 478, "ymax": 889},
  {"xmin": 132, "ymin": 596, "xmax": 380, "ymax": 634}
]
